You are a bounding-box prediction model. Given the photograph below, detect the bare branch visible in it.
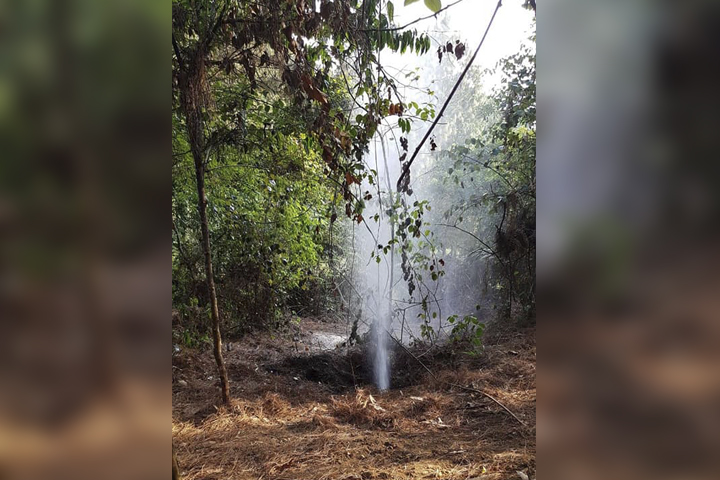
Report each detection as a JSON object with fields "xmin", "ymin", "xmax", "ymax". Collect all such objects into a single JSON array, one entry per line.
[
  {"xmin": 362, "ymin": 0, "xmax": 468, "ymax": 33},
  {"xmin": 397, "ymin": 0, "xmax": 503, "ymax": 192}
]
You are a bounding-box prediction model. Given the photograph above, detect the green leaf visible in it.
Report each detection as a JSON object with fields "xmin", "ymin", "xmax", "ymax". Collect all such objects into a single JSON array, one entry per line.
[
  {"xmin": 404, "ymin": 0, "xmax": 420, "ymax": 5},
  {"xmin": 387, "ymin": 1, "xmax": 394, "ymax": 22},
  {"xmin": 424, "ymin": 0, "xmax": 441, "ymax": 13}
]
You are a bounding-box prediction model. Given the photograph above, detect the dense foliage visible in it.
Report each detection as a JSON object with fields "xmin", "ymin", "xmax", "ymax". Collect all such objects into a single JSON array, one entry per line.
[
  {"xmin": 171, "ymin": 0, "xmax": 536, "ymax": 364},
  {"xmin": 172, "ymin": 0, "xmax": 441, "ymax": 348},
  {"xmin": 172, "ymin": 105, "xmax": 347, "ymax": 334}
]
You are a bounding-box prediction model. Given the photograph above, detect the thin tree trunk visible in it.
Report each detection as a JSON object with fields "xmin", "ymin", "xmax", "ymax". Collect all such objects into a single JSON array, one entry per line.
[
  {"xmin": 172, "ymin": 445, "xmax": 180, "ymax": 480},
  {"xmin": 180, "ymin": 51, "xmax": 230, "ymax": 405},
  {"xmin": 193, "ymin": 156, "xmax": 230, "ymax": 404}
]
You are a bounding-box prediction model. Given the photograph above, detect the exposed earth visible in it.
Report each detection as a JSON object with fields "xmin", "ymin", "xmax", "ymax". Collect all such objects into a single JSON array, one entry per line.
[{"xmin": 172, "ymin": 318, "xmax": 536, "ymax": 479}]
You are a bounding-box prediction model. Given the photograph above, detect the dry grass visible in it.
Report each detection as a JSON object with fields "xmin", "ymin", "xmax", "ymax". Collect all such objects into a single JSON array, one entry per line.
[{"xmin": 172, "ymin": 322, "xmax": 535, "ymax": 480}]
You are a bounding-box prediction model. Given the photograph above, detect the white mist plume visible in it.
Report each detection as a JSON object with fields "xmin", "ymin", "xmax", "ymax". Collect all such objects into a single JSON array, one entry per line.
[{"xmin": 345, "ymin": 1, "xmax": 534, "ymax": 391}]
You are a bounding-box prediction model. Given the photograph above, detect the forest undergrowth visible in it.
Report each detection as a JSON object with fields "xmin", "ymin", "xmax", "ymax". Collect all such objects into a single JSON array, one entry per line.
[{"xmin": 172, "ymin": 320, "xmax": 535, "ymax": 480}]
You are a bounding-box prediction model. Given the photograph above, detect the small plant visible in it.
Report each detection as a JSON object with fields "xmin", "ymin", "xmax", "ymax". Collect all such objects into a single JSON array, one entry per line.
[
  {"xmin": 180, "ymin": 329, "xmax": 211, "ymax": 349},
  {"xmin": 447, "ymin": 314, "xmax": 485, "ymax": 352},
  {"xmin": 419, "ymin": 321, "xmax": 437, "ymax": 342}
]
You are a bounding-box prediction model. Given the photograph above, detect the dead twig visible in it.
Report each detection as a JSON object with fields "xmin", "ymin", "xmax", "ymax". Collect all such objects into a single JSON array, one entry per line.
[
  {"xmin": 447, "ymin": 382, "xmax": 528, "ymax": 428},
  {"xmin": 385, "ymin": 328, "xmax": 528, "ymax": 429}
]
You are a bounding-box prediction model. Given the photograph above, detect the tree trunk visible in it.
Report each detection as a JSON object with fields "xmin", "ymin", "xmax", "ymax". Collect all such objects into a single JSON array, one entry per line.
[
  {"xmin": 180, "ymin": 51, "xmax": 230, "ymax": 405},
  {"xmin": 193, "ymin": 154, "xmax": 230, "ymax": 404},
  {"xmin": 172, "ymin": 445, "xmax": 180, "ymax": 480}
]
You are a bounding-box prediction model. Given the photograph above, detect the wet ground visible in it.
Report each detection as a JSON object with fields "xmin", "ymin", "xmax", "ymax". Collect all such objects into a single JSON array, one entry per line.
[{"xmin": 308, "ymin": 331, "xmax": 346, "ymax": 350}]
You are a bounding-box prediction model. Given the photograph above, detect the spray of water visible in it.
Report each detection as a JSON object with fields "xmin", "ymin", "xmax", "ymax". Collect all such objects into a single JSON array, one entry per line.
[
  {"xmin": 356, "ymin": 135, "xmax": 398, "ymax": 392},
  {"xmin": 354, "ymin": 96, "xmax": 488, "ymax": 391},
  {"xmin": 347, "ymin": 2, "xmax": 535, "ymax": 392},
  {"xmin": 373, "ymin": 315, "xmax": 390, "ymax": 391}
]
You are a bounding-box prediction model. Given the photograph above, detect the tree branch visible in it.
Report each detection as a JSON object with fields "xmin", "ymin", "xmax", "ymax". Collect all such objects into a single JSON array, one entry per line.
[
  {"xmin": 362, "ymin": 0, "xmax": 467, "ymax": 33},
  {"xmin": 434, "ymin": 223, "xmax": 501, "ymax": 263},
  {"xmin": 458, "ymin": 153, "xmax": 515, "ymax": 189},
  {"xmin": 396, "ymin": 0, "xmax": 503, "ymax": 192},
  {"xmin": 172, "ymin": 33, "xmax": 184, "ymax": 68},
  {"xmin": 202, "ymin": 1, "xmax": 229, "ymax": 51}
]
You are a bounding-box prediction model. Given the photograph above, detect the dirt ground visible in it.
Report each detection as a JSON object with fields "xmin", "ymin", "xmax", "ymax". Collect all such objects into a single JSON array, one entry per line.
[{"xmin": 172, "ymin": 319, "xmax": 536, "ymax": 480}]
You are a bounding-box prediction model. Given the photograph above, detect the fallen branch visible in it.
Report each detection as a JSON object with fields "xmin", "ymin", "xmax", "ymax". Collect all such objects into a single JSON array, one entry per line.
[
  {"xmin": 385, "ymin": 329, "xmax": 528, "ymax": 429},
  {"xmin": 386, "ymin": 329, "xmax": 435, "ymax": 379},
  {"xmin": 447, "ymin": 382, "xmax": 528, "ymax": 428}
]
